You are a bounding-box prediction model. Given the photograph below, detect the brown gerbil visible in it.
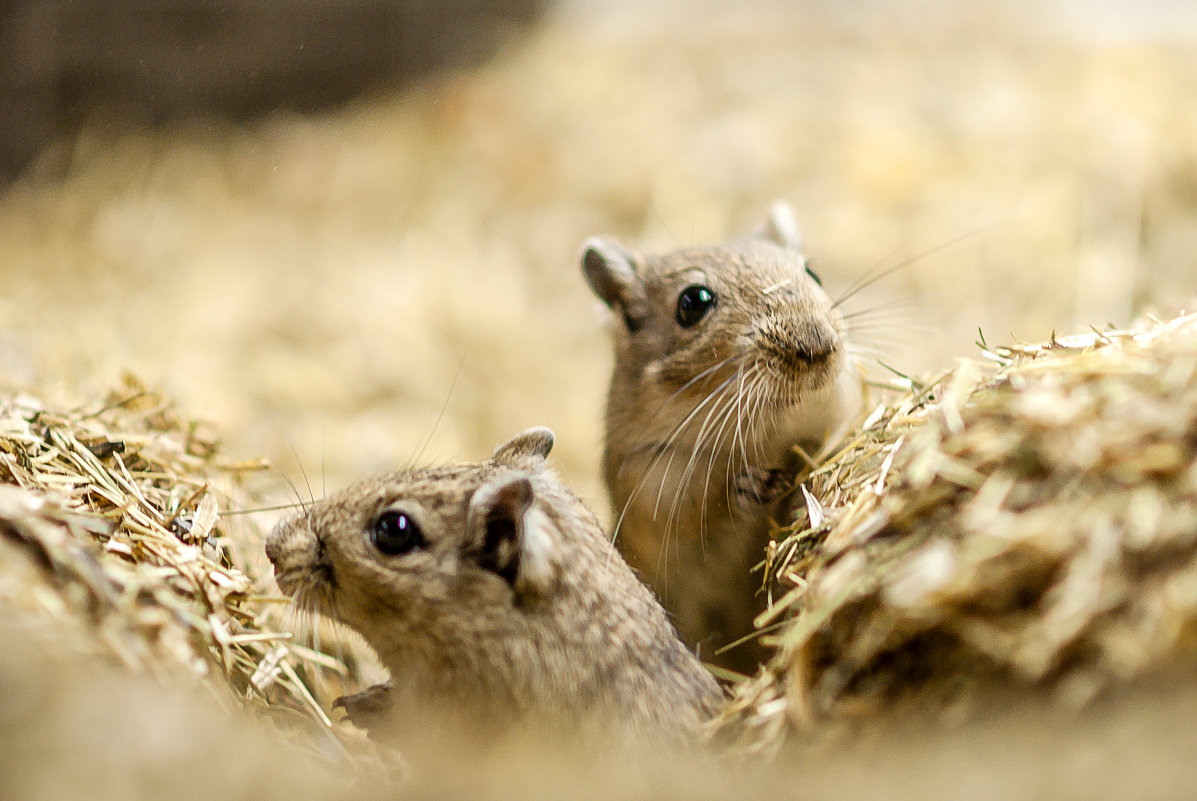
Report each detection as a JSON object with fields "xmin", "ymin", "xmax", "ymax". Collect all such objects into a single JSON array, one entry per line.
[
  {"xmin": 581, "ymin": 203, "xmax": 862, "ymax": 672},
  {"xmin": 265, "ymin": 427, "xmax": 723, "ymax": 757}
]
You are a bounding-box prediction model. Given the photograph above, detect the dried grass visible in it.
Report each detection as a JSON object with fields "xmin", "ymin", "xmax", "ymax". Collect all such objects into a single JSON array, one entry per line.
[
  {"xmin": 4, "ymin": 317, "xmax": 1195, "ymax": 772},
  {"xmin": 0, "ymin": 374, "xmax": 364, "ymax": 762},
  {"xmin": 719, "ymin": 311, "xmax": 1197, "ymax": 753}
]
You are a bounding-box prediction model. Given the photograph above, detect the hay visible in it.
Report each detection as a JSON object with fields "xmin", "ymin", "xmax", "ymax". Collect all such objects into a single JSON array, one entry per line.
[
  {"xmin": 718, "ymin": 311, "xmax": 1197, "ymax": 752},
  {"xmin": 0, "ymin": 374, "xmax": 359, "ymax": 759},
  {"xmin": 3, "ymin": 318, "xmax": 1197, "ymax": 782}
]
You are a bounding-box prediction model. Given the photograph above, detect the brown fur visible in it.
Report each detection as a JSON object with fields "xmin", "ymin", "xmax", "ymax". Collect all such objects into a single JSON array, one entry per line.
[
  {"xmin": 265, "ymin": 428, "xmax": 723, "ymax": 757},
  {"xmin": 581, "ymin": 204, "xmax": 862, "ymax": 672}
]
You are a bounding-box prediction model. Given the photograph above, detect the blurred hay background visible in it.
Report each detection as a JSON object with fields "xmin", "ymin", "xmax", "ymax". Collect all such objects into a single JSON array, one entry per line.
[{"xmin": 1, "ymin": 0, "xmax": 1194, "ymax": 520}]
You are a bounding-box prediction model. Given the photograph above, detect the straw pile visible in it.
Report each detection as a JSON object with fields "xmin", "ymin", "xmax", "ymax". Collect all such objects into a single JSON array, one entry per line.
[
  {"xmin": 3, "ymin": 310, "xmax": 1196, "ymax": 782},
  {"xmin": 0, "ymin": 374, "xmax": 354, "ymax": 757},
  {"xmin": 719, "ymin": 310, "xmax": 1197, "ymax": 752}
]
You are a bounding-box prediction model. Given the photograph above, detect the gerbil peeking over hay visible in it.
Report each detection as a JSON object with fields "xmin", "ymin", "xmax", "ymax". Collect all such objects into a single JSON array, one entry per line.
[{"xmin": 719, "ymin": 311, "xmax": 1197, "ymax": 752}]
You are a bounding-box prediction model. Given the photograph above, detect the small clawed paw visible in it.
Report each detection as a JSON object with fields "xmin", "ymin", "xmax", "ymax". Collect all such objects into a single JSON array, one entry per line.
[
  {"xmin": 734, "ymin": 467, "xmax": 790, "ymax": 505},
  {"xmin": 333, "ymin": 682, "xmax": 394, "ymax": 732}
]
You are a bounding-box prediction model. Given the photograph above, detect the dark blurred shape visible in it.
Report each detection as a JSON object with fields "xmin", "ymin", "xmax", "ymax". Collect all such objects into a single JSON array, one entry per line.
[{"xmin": 0, "ymin": 0, "xmax": 549, "ymax": 182}]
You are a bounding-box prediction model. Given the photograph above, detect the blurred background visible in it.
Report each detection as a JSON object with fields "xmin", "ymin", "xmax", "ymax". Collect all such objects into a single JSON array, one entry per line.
[{"xmin": 0, "ymin": 0, "xmax": 1194, "ymax": 514}]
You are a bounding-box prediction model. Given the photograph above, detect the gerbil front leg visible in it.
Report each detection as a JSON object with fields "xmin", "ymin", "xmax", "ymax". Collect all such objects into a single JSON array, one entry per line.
[
  {"xmin": 334, "ymin": 681, "xmax": 394, "ymax": 737},
  {"xmin": 733, "ymin": 465, "xmax": 794, "ymax": 506}
]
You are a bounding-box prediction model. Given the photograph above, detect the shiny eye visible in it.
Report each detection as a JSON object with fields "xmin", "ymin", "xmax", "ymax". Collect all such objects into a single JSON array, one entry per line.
[
  {"xmin": 675, "ymin": 284, "xmax": 717, "ymax": 328},
  {"xmin": 804, "ymin": 263, "xmax": 823, "ymax": 286},
  {"xmin": 371, "ymin": 511, "xmax": 425, "ymax": 556}
]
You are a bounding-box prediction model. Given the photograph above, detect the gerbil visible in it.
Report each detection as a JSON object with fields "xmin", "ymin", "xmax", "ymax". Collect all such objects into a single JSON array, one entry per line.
[
  {"xmin": 265, "ymin": 427, "xmax": 723, "ymax": 757},
  {"xmin": 581, "ymin": 203, "xmax": 861, "ymax": 672}
]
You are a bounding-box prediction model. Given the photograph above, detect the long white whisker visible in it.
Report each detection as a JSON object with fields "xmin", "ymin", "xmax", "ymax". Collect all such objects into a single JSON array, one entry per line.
[
  {"xmin": 665, "ymin": 370, "xmax": 744, "ymax": 545},
  {"xmin": 686, "ymin": 371, "xmax": 750, "ymax": 554},
  {"xmin": 665, "ymin": 375, "xmax": 741, "ymax": 542},
  {"xmin": 609, "ymin": 361, "xmax": 747, "ymax": 547},
  {"xmin": 832, "ymin": 227, "xmax": 988, "ymax": 310},
  {"xmin": 651, "ymin": 369, "xmax": 744, "ymax": 520}
]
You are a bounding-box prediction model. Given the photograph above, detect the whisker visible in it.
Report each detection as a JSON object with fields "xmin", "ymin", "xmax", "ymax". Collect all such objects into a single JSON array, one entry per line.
[
  {"xmin": 223, "ymin": 501, "xmax": 307, "ymax": 516},
  {"xmin": 845, "ymin": 334, "xmax": 920, "ymax": 353},
  {"xmin": 848, "ymin": 344, "xmax": 899, "ymax": 359},
  {"xmin": 651, "ymin": 369, "xmax": 744, "ymax": 520},
  {"xmin": 610, "ymin": 362, "xmax": 746, "ymax": 548},
  {"xmin": 847, "ymin": 313, "xmax": 924, "ymax": 330},
  {"xmin": 664, "ymin": 373, "xmax": 741, "ymax": 537},
  {"xmin": 681, "ymin": 375, "xmax": 745, "ymax": 548},
  {"xmin": 649, "ymin": 352, "xmax": 746, "ymax": 423},
  {"xmin": 287, "ymin": 438, "xmax": 316, "ymax": 506},
  {"xmin": 844, "ymin": 323, "xmax": 937, "ymax": 341},
  {"xmin": 728, "ymin": 363, "xmax": 752, "ymax": 481},
  {"xmin": 279, "ymin": 467, "xmax": 307, "ymax": 513},
  {"xmin": 410, "ymin": 347, "xmax": 469, "ymax": 468},
  {"xmin": 662, "ymin": 370, "xmax": 742, "ymax": 544},
  {"xmin": 833, "ymin": 227, "xmax": 989, "ymax": 310},
  {"xmin": 705, "ymin": 379, "xmax": 752, "ymax": 537},
  {"xmin": 746, "ymin": 368, "xmax": 771, "ymax": 472},
  {"xmin": 321, "ymin": 424, "xmax": 328, "ymax": 499},
  {"xmin": 841, "ymin": 305, "xmax": 926, "ymax": 324}
]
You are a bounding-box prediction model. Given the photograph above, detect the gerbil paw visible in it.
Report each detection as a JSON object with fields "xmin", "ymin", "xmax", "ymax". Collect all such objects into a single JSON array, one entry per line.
[
  {"xmin": 734, "ymin": 466, "xmax": 791, "ymax": 506},
  {"xmin": 333, "ymin": 682, "xmax": 394, "ymax": 732}
]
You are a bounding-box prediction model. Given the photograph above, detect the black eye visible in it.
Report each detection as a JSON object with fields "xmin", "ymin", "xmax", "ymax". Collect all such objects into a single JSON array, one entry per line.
[
  {"xmin": 804, "ymin": 262, "xmax": 823, "ymax": 286},
  {"xmin": 371, "ymin": 511, "xmax": 425, "ymax": 556},
  {"xmin": 675, "ymin": 284, "xmax": 717, "ymax": 327}
]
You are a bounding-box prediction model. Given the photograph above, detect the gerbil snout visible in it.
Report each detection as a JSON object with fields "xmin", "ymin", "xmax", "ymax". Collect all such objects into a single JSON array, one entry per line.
[
  {"xmin": 266, "ymin": 514, "xmax": 332, "ymax": 603},
  {"xmin": 263, "ymin": 524, "xmax": 285, "ymax": 565},
  {"xmin": 757, "ymin": 314, "xmax": 843, "ymax": 384},
  {"xmin": 792, "ymin": 319, "xmax": 838, "ymax": 363}
]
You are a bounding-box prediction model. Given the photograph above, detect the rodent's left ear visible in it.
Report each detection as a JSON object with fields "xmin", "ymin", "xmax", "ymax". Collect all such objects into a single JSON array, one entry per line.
[
  {"xmin": 492, "ymin": 427, "xmax": 554, "ymax": 465},
  {"xmin": 468, "ymin": 476, "xmax": 558, "ymax": 598},
  {"xmin": 755, "ymin": 201, "xmax": 803, "ymax": 251},
  {"xmin": 580, "ymin": 236, "xmax": 650, "ymax": 331}
]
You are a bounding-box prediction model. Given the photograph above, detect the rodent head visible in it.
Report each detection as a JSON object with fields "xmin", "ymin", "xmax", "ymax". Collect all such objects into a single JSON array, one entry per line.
[
  {"xmin": 581, "ymin": 204, "xmax": 847, "ymax": 416},
  {"xmin": 265, "ymin": 427, "xmax": 567, "ymax": 668}
]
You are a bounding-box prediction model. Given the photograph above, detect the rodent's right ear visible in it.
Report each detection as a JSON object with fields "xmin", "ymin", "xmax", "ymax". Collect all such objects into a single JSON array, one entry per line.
[
  {"xmin": 580, "ymin": 237, "xmax": 649, "ymax": 331},
  {"xmin": 468, "ymin": 476, "xmax": 558, "ymax": 599},
  {"xmin": 492, "ymin": 427, "xmax": 554, "ymax": 465},
  {"xmin": 755, "ymin": 201, "xmax": 804, "ymax": 251}
]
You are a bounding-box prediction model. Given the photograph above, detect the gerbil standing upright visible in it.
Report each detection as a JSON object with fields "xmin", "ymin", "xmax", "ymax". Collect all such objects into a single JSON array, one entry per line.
[{"xmin": 581, "ymin": 203, "xmax": 861, "ymax": 672}]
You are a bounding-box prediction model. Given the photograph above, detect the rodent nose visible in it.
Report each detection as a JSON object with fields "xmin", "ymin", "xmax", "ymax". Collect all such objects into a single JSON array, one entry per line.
[
  {"xmin": 755, "ymin": 315, "xmax": 841, "ymax": 381},
  {"xmin": 264, "ymin": 524, "xmax": 284, "ymax": 566},
  {"xmin": 793, "ymin": 321, "xmax": 837, "ymax": 364}
]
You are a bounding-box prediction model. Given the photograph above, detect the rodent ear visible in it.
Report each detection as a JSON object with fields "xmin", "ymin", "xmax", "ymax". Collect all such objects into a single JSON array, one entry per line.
[
  {"xmin": 756, "ymin": 201, "xmax": 804, "ymax": 251},
  {"xmin": 492, "ymin": 427, "xmax": 554, "ymax": 465},
  {"xmin": 468, "ymin": 476, "xmax": 557, "ymax": 598},
  {"xmin": 580, "ymin": 236, "xmax": 649, "ymax": 331}
]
